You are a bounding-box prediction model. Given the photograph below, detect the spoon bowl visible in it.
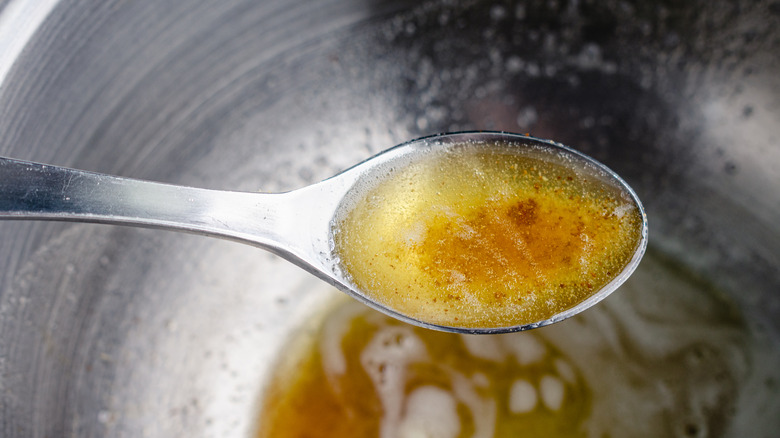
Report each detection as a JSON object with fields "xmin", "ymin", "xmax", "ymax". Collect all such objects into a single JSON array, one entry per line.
[{"xmin": 0, "ymin": 132, "xmax": 647, "ymax": 333}]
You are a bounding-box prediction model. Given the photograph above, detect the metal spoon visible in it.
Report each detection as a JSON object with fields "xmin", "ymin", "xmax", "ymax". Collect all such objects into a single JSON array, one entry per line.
[{"xmin": 0, "ymin": 132, "xmax": 647, "ymax": 334}]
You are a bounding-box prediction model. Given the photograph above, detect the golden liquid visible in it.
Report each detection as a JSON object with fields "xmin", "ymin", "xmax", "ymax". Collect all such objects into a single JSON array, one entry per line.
[
  {"xmin": 258, "ymin": 301, "xmax": 591, "ymax": 438},
  {"xmin": 333, "ymin": 144, "xmax": 644, "ymax": 328},
  {"xmin": 256, "ymin": 253, "xmax": 780, "ymax": 438}
]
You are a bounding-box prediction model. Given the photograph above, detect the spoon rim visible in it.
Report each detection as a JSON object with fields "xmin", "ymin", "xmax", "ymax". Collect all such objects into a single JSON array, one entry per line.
[{"xmin": 330, "ymin": 131, "xmax": 649, "ymax": 335}]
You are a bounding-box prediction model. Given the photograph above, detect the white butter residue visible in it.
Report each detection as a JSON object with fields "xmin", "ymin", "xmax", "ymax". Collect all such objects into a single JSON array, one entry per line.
[
  {"xmin": 360, "ymin": 326, "xmax": 428, "ymax": 438},
  {"xmin": 450, "ymin": 370, "xmax": 497, "ymax": 438},
  {"xmin": 321, "ymin": 302, "xmax": 368, "ymax": 375}
]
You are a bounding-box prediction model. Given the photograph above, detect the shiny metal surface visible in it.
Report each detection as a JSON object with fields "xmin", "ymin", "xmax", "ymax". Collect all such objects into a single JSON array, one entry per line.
[
  {"xmin": 0, "ymin": 0, "xmax": 778, "ymax": 437},
  {"xmin": 0, "ymin": 155, "xmax": 355, "ymax": 289}
]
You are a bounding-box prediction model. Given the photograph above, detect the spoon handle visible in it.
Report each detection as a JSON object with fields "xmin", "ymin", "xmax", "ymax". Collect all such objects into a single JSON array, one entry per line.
[{"xmin": 0, "ymin": 156, "xmax": 297, "ymax": 253}]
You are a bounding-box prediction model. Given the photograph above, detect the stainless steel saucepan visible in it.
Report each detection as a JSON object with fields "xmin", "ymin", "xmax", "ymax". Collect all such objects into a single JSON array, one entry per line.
[{"xmin": 1, "ymin": 1, "xmax": 778, "ymax": 436}]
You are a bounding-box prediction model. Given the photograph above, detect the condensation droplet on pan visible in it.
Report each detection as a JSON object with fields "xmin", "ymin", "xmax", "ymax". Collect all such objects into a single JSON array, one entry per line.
[
  {"xmin": 506, "ymin": 56, "xmax": 524, "ymax": 73},
  {"xmin": 526, "ymin": 63, "xmax": 541, "ymax": 77},
  {"xmin": 97, "ymin": 410, "xmax": 112, "ymax": 424},
  {"xmin": 576, "ymin": 43, "xmax": 603, "ymax": 70},
  {"xmin": 490, "ymin": 5, "xmax": 507, "ymax": 21},
  {"xmin": 515, "ymin": 4, "xmax": 527, "ymax": 19},
  {"xmin": 516, "ymin": 106, "xmax": 538, "ymax": 129},
  {"xmin": 580, "ymin": 116, "xmax": 596, "ymax": 128}
]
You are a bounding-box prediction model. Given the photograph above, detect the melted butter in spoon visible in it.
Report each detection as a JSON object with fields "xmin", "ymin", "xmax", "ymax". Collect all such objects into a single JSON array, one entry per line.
[{"xmin": 333, "ymin": 140, "xmax": 645, "ymax": 329}]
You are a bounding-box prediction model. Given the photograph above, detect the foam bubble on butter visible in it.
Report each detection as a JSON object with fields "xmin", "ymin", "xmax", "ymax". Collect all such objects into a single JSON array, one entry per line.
[
  {"xmin": 509, "ymin": 379, "xmax": 538, "ymax": 413},
  {"xmin": 539, "ymin": 375, "xmax": 565, "ymax": 411},
  {"xmin": 612, "ymin": 203, "xmax": 634, "ymax": 219},
  {"xmin": 400, "ymin": 220, "xmax": 426, "ymax": 247},
  {"xmin": 397, "ymin": 386, "xmax": 460, "ymax": 438}
]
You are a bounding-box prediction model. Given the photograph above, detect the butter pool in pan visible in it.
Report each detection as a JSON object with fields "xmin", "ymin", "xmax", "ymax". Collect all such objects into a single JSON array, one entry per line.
[{"xmin": 256, "ymin": 251, "xmax": 780, "ymax": 438}]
